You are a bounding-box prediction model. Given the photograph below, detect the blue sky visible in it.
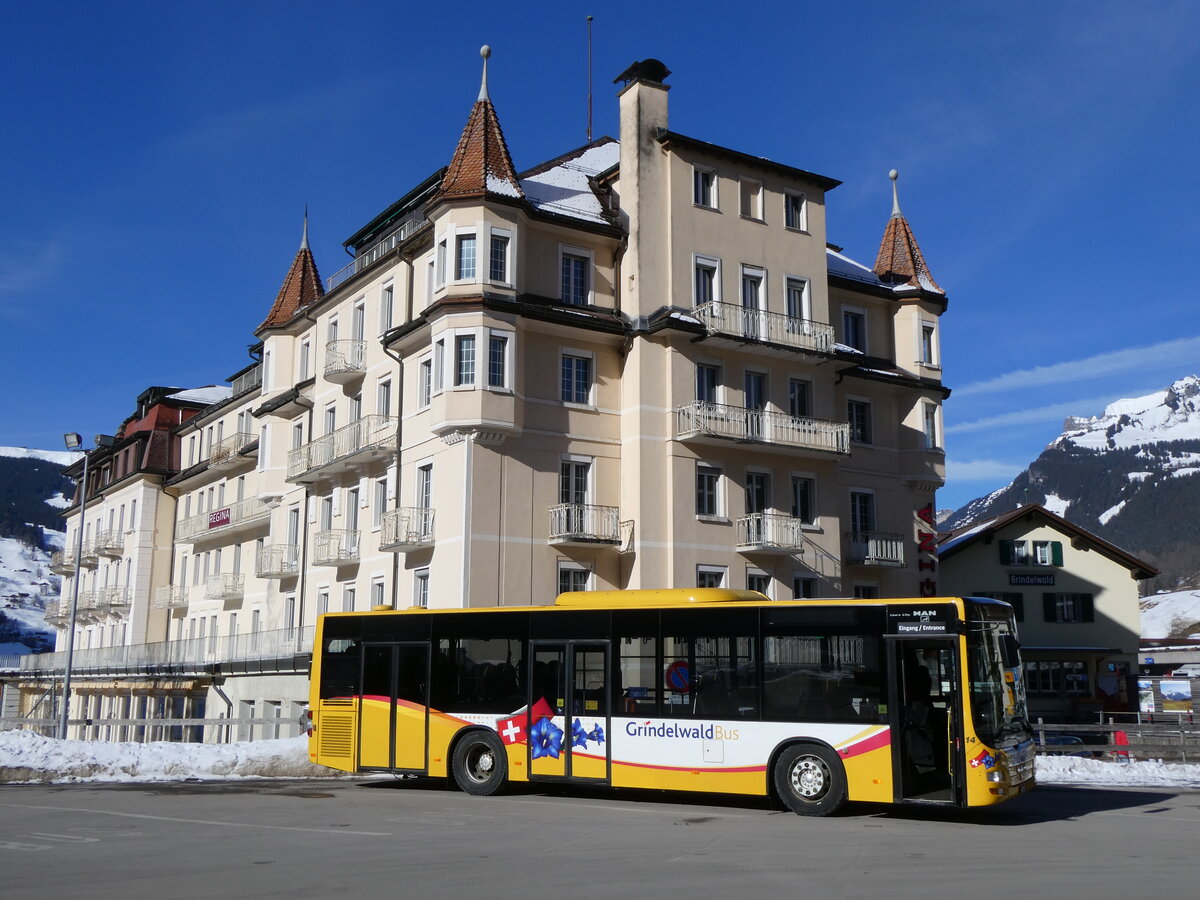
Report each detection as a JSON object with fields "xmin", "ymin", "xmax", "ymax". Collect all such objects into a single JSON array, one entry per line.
[{"xmin": 2, "ymin": 0, "xmax": 1197, "ymax": 512}]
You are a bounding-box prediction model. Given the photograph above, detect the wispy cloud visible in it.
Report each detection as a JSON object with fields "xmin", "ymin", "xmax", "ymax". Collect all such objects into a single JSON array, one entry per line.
[
  {"xmin": 946, "ymin": 394, "xmax": 1123, "ymax": 434},
  {"xmin": 954, "ymin": 336, "xmax": 1200, "ymax": 398},
  {"xmin": 945, "ymin": 459, "xmax": 1027, "ymax": 482}
]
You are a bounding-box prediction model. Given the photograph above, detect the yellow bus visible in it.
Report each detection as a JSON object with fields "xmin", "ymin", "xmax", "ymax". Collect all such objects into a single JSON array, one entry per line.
[{"xmin": 306, "ymin": 590, "xmax": 1034, "ymax": 815}]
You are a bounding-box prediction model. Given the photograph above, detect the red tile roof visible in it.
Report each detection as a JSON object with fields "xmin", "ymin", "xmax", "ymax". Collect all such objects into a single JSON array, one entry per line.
[
  {"xmin": 258, "ymin": 239, "xmax": 325, "ymax": 332},
  {"xmin": 873, "ymin": 212, "xmax": 943, "ymax": 294},
  {"xmin": 435, "ymin": 95, "xmax": 524, "ymax": 203}
]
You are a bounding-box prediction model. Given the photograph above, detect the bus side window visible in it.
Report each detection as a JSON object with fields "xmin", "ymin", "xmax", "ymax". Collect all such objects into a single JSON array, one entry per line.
[{"xmin": 617, "ymin": 635, "xmax": 658, "ymax": 717}]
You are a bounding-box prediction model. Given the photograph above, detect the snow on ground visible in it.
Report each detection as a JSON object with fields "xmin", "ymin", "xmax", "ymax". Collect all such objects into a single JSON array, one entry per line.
[
  {"xmin": 1140, "ymin": 589, "xmax": 1200, "ymax": 639},
  {"xmin": 1042, "ymin": 492, "xmax": 1070, "ymax": 517},
  {"xmin": 0, "ymin": 446, "xmax": 80, "ymax": 466},
  {"xmin": 2, "ymin": 730, "xmax": 1199, "ymax": 789},
  {"xmin": 0, "ymin": 731, "xmax": 336, "ymax": 783}
]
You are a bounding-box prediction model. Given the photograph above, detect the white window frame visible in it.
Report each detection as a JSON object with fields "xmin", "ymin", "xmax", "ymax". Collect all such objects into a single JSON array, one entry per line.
[
  {"xmin": 922, "ymin": 401, "xmax": 939, "ymax": 450},
  {"xmin": 696, "ymin": 360, "xmax": 722, "ymax": 404},
  {"xmin": 693, "ymin": 165, "xmax": 718, "ymax": 209},
  {"xmin": 746, "ymin": 567, "xmax": 771, "ymax": 597},
  {"xmin": 560, "ymin": 347, "xmax": 595, "ymax": 407},
  {"xmin": 556, "ymin": 560, "xmax": 592, "ymax": 595},
  {"xmin": 693, "ymin": 254, "xmax": 722, "ymax": 307},
  {"xmin": 790, "ymin": 471, "xmax": 818, "ymax": 526},
  {"xmin": 371, "ymin": 577, "xmax": 386, "ymax": 609},
  {"xmin": 380, "ymin": 282, "xmax": 395, "ymax": 333},
  {"xmin": 919, "ymin": 320, "xmax": 939, "ymax": 368},
  {"xmin": 784, "ymin": 191, "xmax": 808, "ymax": 231},
  {"xmin": 414, "ymin": 568, "xmax": 430, "ymax": 608},
  {"xmin": 486, "ymin": 328, "xmax": 514, "ymax": 391},
  {"xmin": 488, "ymin": 228, "xmax": 512, "ymax": 286},
  {"xmin": 792, "ymin": 573, "xmax": 818, "ymax": 600},
  {"xmin": 298, "ymin": 339, "xmax": 311, "ymax": 381},
  {"xmin": 377, "ymin": 378, "xmax": 392, "ymax": 416},
  {"xmin": 559, "ymin": 244, "xmax": 593, "ymax": 306},
  {"xmin": 696, "ymin": 565, "xmax": 727, "ymax": 588},
  {"xmin": 847, "ymin": 396, "xmax": 872, "ymax": 444},
  {"xmin": 739, "ymin": 177, "xmax": 763, "ymax": 220},
  {"xmin": 454, "ymin": 229, "xmax": 478, "ymax": 283},
  {"xmin": 785, "ymin": 275, "xmax": 811, "ymax": 322},
  {"xmin": 695, "ymin": 462, "xmax": 724, "ymax": 520},
  {"xmin": 841, "ymin": 306, "xmax": 867, "ymax": 353}
]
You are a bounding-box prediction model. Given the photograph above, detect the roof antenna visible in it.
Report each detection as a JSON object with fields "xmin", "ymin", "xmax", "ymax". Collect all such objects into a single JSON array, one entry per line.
[
  {"xmin": 586, "ymin": 16, "xmax": 594, "ymax": 142},
  {"xmin": 889, "ymin": 168, "xmax": 902, "ymax": 218},
  {"xmin": 478, "ymin": 44, "xmax": 491, "ymax": 102}
]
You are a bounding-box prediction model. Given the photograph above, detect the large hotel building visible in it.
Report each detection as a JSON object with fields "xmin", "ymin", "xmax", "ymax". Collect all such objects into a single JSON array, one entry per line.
[{"xmin": 8, "ymin": 54, "xmax": 949, "ymax": 740}]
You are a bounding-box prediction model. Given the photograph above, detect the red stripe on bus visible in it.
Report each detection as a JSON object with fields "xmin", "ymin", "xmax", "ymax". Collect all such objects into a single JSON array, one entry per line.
[{"xmin": 837, "ymin": 729, "xmax": 891, "ymax": 759}]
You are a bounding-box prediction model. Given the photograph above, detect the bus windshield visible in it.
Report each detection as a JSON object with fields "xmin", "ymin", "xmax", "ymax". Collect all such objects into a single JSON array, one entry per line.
[{"xmin": 965, "ymin": 603, "xmax": 1030, "ymax": 748}]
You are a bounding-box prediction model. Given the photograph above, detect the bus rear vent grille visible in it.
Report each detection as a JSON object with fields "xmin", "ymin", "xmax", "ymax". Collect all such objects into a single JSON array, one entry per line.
[{"xmin": 319, "ymin": 714, "xmax": 355, "ymax": 759}]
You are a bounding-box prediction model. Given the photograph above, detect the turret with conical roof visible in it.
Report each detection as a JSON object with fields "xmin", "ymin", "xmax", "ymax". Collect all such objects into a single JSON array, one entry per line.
[
  {"xmin": 873, "ymin": 170, "xmax": 943, "ymax": 294},
  {"xmin": 258, "ymin": 213, "xmax": 326, "ymax": 332},
  {"xmin": 433, "ymin": 46, "xmax": 524, "ymax": 204}
]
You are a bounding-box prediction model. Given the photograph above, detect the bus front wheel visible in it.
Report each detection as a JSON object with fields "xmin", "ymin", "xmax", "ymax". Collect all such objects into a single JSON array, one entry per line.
[
  {"xmin": 452, "ymin": 731, "xmax": 508, "ymax": 796},
  {"xmin": 773, "ymin": 744, "xmax": 847, "ymax": 816}
]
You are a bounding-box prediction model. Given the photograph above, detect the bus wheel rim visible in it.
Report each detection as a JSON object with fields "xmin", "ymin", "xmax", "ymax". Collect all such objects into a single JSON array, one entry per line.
[
  {"xmin": 469, "ymin": 745, "xmax": 494, "ymax": 781},
  {"xmin": 790, "ymin": 756, "xmax": 828, "ymax": 799}
]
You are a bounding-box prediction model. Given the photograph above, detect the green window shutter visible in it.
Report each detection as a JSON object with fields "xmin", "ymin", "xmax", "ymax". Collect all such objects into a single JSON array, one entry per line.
[
  {"xmin": 1080, "ymin": 594, "xmax": 1095, "ymax": 623},
  {"xmin": 1051, "ymin": 541, "xmax": 1064, "ymax": 566},
  {"xmin": 999, "ymin": 541, "xmax": 1014, "ymax": 565},
  {"xmin": 1043, "ymin": 593, "xmax": 1057, "ymax": 622}
]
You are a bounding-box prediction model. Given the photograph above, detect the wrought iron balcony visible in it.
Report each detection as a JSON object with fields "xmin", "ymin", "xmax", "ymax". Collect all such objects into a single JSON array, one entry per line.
[
  {"xmin": 380, "ymin": 507, "xmax": 435, "ymax": 551},
  {"xmin": 154, "ymin": 585, "xmax": 189, "ymax": 609},
  {"xmin": 75, "ymin": 590, "xmax": 101, "ymax": 622},
  {"xmin": 101, "ymin": 586, "xmax": 131, "ymax": 618},
  {"xmin": 93, "ymin": 529, "xmax": 124, "ymax": 557},
  {"xmin": 312, "ymin": 529, "xmax": 361, "ymax": 566},
  {"xmin": 175, "ymin": 496, "xmax": 273, "ymax": 543},
  {"xmin": 324, "ymin": 339, "xmax": 367, "ymax": 383},
  {"xmin": 231, "ymin": 364, "xmax": 263, "ymax": 397},
  {"xmin": 676, "ymin": 401, "xmax": 850, "ymax": 455},
  {"xmin": 78, "ymin": 540, "xmax": 100, "ymax": 568},
  {"xmin": 735, "ymin": 513, "xmax": 808, "ymax": 555},
  {"xmin": 208, "ymin": 431, "xmax": 257, "ymax": 469},
  {"xmin": 49, "ymin": 551, "xmax": 75, "ymax": 575},
  {"xmin": 692, "ymin": 301, "xmax": 835, "ymax": 354},
  {"xmin": 206, "ymin": 573, "xmax": 245, "ymax": 602},
  {"xmin": 287, "ymin": 415, "xmax": 398, "ymax": 483},
  {"xmin": 43, "ymin": 600, "xmax": 66, "ymax": 627},
  {"xmin": 325, "ymin": 214, "xmax": 427, "ymax": 291},
  {"xmin": 257, "ymin": 544, "xmax": 299, "ymax": 578},
  {"xmin": 845, "ymin": 531, "xmax": 905, "ymax": 567},
  {"xmin": 548, "ymin": 503, "xmax": 621, "ymax": 546}
]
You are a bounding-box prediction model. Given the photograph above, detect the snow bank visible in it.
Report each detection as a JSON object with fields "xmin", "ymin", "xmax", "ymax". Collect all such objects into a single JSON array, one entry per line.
[
  {"xmin": 0, "ymin": 731, "xmax": 336, "ymax": 784},
  {"xmin": 1036, "ymin": 754, "xmax": 1200, "ymax": 788}
]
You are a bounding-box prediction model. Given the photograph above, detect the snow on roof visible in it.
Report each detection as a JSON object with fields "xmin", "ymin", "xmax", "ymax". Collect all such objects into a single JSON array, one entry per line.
[
  {"xmin": 168, "ymin": 386, "xmax": 234, "ymax": 406},
  {"xmin": 825, "ymin": 248, "xmax": 886, "ymax": 287},
  {"xmin": 520, "ymin": 141, "xmax": 619, "ymax": 225},
  {"xmin": 486, "ymin": 173, "xmax": 522, "ymax": 198},
  {"xmin": 0, "ymin": 447, "xmax": 81, "ymax": 466},
  {"xmin": 937, "ymin": 520, "xmax": 993, "ymax": 554},
  {"xmin": 832, "ymin": 342, "xmax": 864, "ymax": 355}
]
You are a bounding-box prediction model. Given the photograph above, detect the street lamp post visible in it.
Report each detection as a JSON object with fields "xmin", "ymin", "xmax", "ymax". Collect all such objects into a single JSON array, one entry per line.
[{"xmin": 58, "ymin": 432, "xmax": 113, "ymax": 740}]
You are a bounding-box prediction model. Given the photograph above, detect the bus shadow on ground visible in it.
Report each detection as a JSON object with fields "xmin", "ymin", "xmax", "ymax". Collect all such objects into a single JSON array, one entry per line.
[{"xmin": 358, "ymin": 777, "xmax": 1179, "ymax": 825}]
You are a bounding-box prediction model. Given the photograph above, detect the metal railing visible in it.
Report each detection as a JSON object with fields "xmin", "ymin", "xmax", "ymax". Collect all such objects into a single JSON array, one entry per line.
[
  {"xmin": 324, "ymin": 339, "xmax": 366, "ymax": 381},
  {"xmin": 153, "ymin": 585, "xmax": 189, "ymax": 609},
  {"xmin": 93, "ymin": 529, "xmax": 124, "ymax": 557},
  {"xmin": 675, "ymin": 401, "xmax": 851, "ymax": 454},
  {"xmin": 380, "ymin": 507, "xmax": 435, "ymax": 550},
  {"xmin": 205, "ymin": 573, "xmax": 245, "ymax": 602},
  {"xmin": 175, "ymin": 496, "xmax": 273, "ymax": 543},
  {"xmin": 49, "ymin": 551, "xmax": 75, "ymax": 575},
  {"xmin": 845, "ymin": 531, "xmax": 905, "ymax": 567},
  {"xmin": 735, "ymin": 513, "xmax": 808, "ymax": 553},
  {"xmin": 2, "ymin": 626, "xmax": 314, "ymax": 677},
  {"xmin": 548, "ymin": 503, "xmax": 621, "ymax": 543},
  {"xmin": 287, "ymin": 414, "xmax": 398, "ymax": 482},
  {"xmin": 208, "ymin": 431, "xmax": 256, "ymax": 468},
  {"xmin": 326, "ymin": 216, "xmax": 427, "ymax": 291},
  {"xmin": 43, "ymin": 599, "xmax": 65, "ymax": 626},
  {"xmin": 101, "ymin": 586, "xmax": 130, "ymax": 617},
  {"xmin": 312, "ymin": 529, "xmax": 361, "ymax": 566},
  {"xmin": 257, "ymin": 544, "xmax": 299, "ymax": 578},
  {"xmin": 230, "ymin": 364, "xmax": 263, "ymax": 397},
  {"xmin": 693, "ymin": 301, "xmax": 835, "ymax": 354}
]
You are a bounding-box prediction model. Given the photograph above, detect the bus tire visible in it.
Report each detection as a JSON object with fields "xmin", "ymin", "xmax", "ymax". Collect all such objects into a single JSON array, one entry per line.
[
  {"xmin": 773, "ymin": 743, "xmax": 847, "ymax": 816},
  {"xmin": 451, "ymin": 730, "xmax": 508, "ymax": 796}
]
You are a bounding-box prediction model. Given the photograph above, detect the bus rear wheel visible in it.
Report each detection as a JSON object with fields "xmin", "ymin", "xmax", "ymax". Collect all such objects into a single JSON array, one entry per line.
[
  {"xmin": 452, "ymin": 731, "xmax": 508, "ymax": 796},
  {"xmin": 773, "ymin": 744, "xmax": 847, "ymax": 816}
]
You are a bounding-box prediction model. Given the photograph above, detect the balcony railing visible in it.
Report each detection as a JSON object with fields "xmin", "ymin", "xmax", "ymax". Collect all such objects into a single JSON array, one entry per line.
[
  {"xmin": 7, "ymin": 625, "xmax": 314, "ymax": 677},
  {"xmin": 287, "ymin": 414, "xmax": 398, "ymax": 483},
  {"xmin": 324, "ymin": 339, "xmax": 367, "ymax": 383},
  {"xmin": 548, "ymin": 503, "xmax": 621, "ymax": 545},
  {"xmin": 206, "ymin": 573, "xmax": 245, "ymax": 602},
  {"xmin": 676, "ymin": 401, "xmax": 850, "ymax": 455},
  {"xmin": 231, "ymin": 364, "xmax": 263, "ymax": 397},
  {"xmin": 693, "ymin": 301, "xmax": 835, "ymax": 354},
  {"xmin": 75, "ymin": 590, "xmax": 101, "ymax": 621},
  {"xmin": 154, "ymin": 585, "xmax": 189, "ymax": 609},
  {"xmin": 208, "ymin": 431, "xmax": 257, "ymax": 469},
  {"xmin": 845, "ymin": 531, "xmax": 906, "ymax": 567},
  {"xmin": 93, "ymin": 529, "xmax": 124, "ymax": 557},
  {"xmin": 101, "ymin": 586, "xmax": 131, "ymax": 618},
  {"xmin": 325, "ymin": 215, "xmax": 427, "ymax": 291},
  {"xmin": 257, "ymin": 544, "xmax": 299, "ymax": 578},
  {"xmin": 176, "ymin": 496, "xmax": 273, "ymax": 543},
  {"xmin": 312, "ymin": 529, "xmax": 361, "ymax": 566},
  {"xmin": 43, "ymin": 600, "xmax": 65, "ymax": 627},
  {"xmin": 79, "ymin": 541, "xmax": 99, "ymax": 568},
  {"xmin": 735, "ymin": 513, "xmax": 808, "ymax": 555},
  {"xmin": 49, "ymin": 551, "xmax": 75, "ymax": 575},
  {"xmin": 380, "ymin": 507, "xmax": 435, "ymax": 551}
]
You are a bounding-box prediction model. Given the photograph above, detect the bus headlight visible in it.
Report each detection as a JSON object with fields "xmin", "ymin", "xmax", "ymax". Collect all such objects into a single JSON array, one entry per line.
[{"xmin": 986, "ymin": 769, "xmax": 1005, "ymax": 783}]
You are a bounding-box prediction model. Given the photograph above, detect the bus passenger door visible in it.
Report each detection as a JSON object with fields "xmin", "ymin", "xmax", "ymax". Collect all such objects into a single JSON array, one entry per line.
[
  {"xmin": 528, "ymin": 642, "xmax": 609, "ymax": 783},
  {"xmin": 358, "ymin": 642, "xmax": 429, "ymax": 772},
  {"xmin": 887, "ymin": 639, "xmax": 961, "ymax": 804}
]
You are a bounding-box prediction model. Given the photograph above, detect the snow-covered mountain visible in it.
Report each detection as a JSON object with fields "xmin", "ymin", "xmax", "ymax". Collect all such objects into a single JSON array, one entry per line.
[
  {"xmin": 0, "ymin": 449, "xmax": 76, "ymax": 656},
  {"xmin": 945, "ymin": 376, "xmax": 1200, "ymax": 594},
  {"xmin": 1140, "ymin": 589, "xmax": 1200, "ymax": 641}
]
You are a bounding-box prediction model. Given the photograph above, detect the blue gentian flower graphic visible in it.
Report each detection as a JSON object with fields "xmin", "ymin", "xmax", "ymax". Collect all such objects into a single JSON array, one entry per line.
[
  {"xmin": 588, "ymin": 724, "xmax": 605, "ymax": 745},
  {"xmin": 530, "ymin": 716, "xmax": 564, "ymax": 759},
  {"xmin": 571, "ymin": 717, "xmax": 589, "ymax": 749}
]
